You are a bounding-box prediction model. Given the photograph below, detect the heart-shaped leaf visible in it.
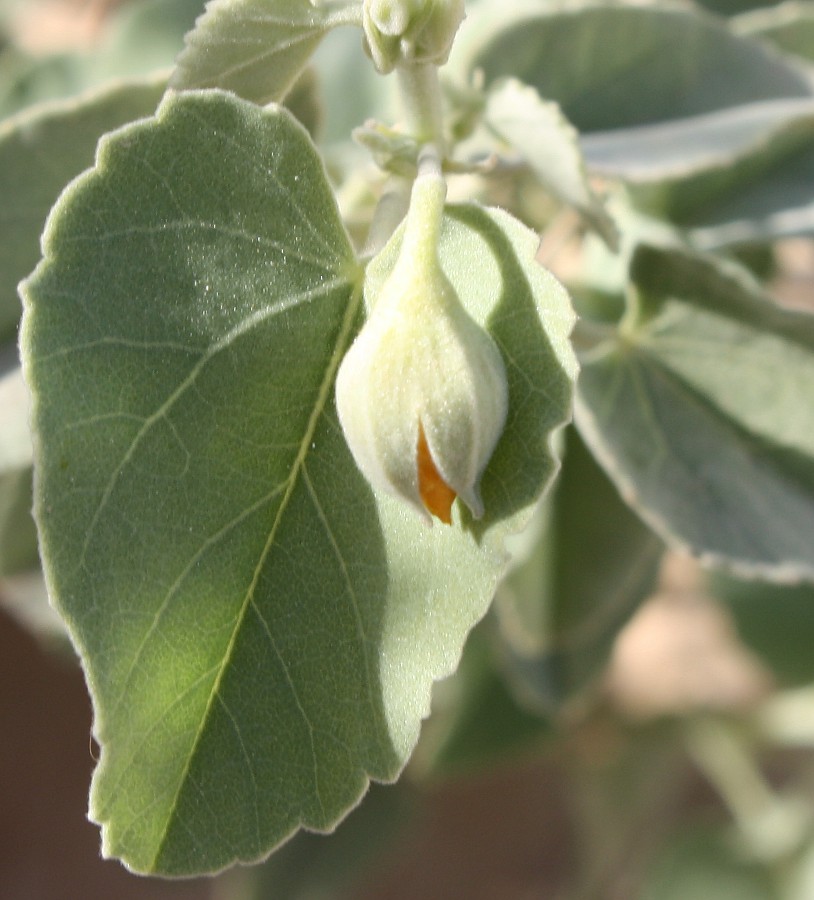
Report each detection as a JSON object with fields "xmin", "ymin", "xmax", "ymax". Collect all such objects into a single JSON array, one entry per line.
[{"xmin": 21, "ymin": 89, "xmax": 576, "ymax": 875}]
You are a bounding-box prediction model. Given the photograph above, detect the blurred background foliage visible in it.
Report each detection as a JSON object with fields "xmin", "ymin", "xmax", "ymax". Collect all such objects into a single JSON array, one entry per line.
[{"xmin": 3, "ymin": 0, "xmax": 814, "ymax": 897}]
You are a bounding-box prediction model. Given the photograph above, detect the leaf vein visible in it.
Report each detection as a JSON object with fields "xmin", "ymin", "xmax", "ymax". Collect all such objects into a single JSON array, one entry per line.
[
  {"xmin": 301, "ymin": 462, "xmax": 385, "ymax": 754},
  {"xmin": 73, "ymin": 274, "xmax": 351, "ymax": 574},
  {"xmin": 150, "ymin": 277, "xmax": 362, "ymax": 864},
  {"xmin": 217, "ymin": 694, "xmax": 261, "ymax": 849}
]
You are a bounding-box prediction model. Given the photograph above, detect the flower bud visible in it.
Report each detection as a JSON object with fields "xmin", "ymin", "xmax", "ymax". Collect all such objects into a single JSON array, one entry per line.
[
  {"xmin": 363, "ymin": 0, "xmax": 465, "ymax": 73},
  {"xmin": 335, "ymin": 172, "xmax": 508, "ymax": 524}
]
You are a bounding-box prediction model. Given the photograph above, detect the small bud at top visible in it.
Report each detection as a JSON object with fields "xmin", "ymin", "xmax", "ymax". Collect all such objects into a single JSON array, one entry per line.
[{"xmin": 363, "ymin": 0, "xmax": 465, "ymax": 73}]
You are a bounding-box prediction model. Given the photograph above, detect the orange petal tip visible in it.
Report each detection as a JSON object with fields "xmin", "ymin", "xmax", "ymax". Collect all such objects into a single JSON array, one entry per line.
[{"xmin": 417, "ymin": 421, "xmax": 456, "ymax": 524}]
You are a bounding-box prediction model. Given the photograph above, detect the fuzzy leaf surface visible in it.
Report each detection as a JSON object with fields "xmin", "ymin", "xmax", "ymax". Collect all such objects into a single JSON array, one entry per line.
[
  {"xmin": 171, "ymin": 0, "xmax": 361, "ymax": 105},
  {"xmin": 576, "ymin": 243, "xmax": 814, "ymax": 580},
  {"xmin": 21, "ymin": 90, "xmax": 576, "ymax": 875}
]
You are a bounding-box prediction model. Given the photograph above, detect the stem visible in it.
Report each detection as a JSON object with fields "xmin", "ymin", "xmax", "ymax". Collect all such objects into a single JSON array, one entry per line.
[
  {"xmin": 363, "ymin": 63, "xmax": 446, "ymax": 257},
  {"xmin": 399, "ymin": 152, "xmax": 446, "ymax": 264},
  {"xmin": 396, "ymin": 63, "xmax": 445, "ymax": 150}
]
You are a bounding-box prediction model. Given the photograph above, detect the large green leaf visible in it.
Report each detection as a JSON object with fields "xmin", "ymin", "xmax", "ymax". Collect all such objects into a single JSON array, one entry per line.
[
  {"xmin": 687, "ymin": 139, "xmax": 814, "ymax": 246},
  {"xmin": 454, "ymin": 0, "xmax": 812, "ymax": 133},
  {"xmin": 582, "ymin": 98, "xmax": 814, "ymax": 184},
  {"xmin": 576, "ymin": 243, "xmax": 814, "ymax": 580},
  {"xmin": 581, "ymin": 98, "xmax": 814, "ymax": 245},
  {"xmin": 21, "ymin": 90, "xmax": 576, "ymax": 874},
  {"xmin": 170, "ymin": 0, "xmax": 362, "ymax": 105},
  {"xmin": 0, "ymin": 75, "xmax": 166, "ymax": 343},
  {"xmin": 495, "ymin": 427, "xmax": 663, "ymax": 712}
]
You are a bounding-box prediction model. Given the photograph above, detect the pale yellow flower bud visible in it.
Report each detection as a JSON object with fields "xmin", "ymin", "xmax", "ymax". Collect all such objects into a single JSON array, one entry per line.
[{"xmin": 335, "ymin": 171, "xmax": 508, "ymax": 524}]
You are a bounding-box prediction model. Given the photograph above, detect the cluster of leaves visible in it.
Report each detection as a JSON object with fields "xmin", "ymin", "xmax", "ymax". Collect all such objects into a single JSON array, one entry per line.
[{"xmin": 3, "ymin": 0, "xmax": 814, "ymax": 895}]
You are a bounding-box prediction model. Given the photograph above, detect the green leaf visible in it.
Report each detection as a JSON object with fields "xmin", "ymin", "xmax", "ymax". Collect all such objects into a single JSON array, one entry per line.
[
  {"xmin": 576, "ymin": 243, "xmax": 814, "ymax": 580},
  {"xmin": 709, "ymin": 572, "xmax": 814, "ymax": 687},
  {"xmin": 170, "ymin": 0, "xmax": 362, "ymax": 106},
  {"xmin": 582, "ymin": 98, "xmax": 814, "ymax": 245},
  {"xmin": 0, "ymin": 356, "xmax": 36, "ymax": 576},
  {"xmin": 454, "ymin": 0, "xmax": 812, "ymax": 133},
  {"xmin": 281, "ymin": 66, "xmax": 323, "ymax": 139},
  {"xmin": 21, "ymin": 89, "xmax": 576, "ymax": 875},
  {"xmin": 735, "ymin": 1, "xmax": 814, "ymax": 63},
  {"xmin": 483, "ymin": 78, "xmax": 618, "ymax": 248},
  {"xmin": 689, "ymin": 159, "xmax": 814, "ymax": 248},
  {"xmin": 495, "ymin": 427, "xmax": 663, "ymax": 712},
  {"xmin": 0, "ymin": 75, "xmax": 166, "ymax": 343},
  {"xmin": 0, "ymin": 52, "xmax": 88, "ymax": 122},
  {"xmin": 581, "ymin": 97, "xmax": 814, "ymax": 192}
]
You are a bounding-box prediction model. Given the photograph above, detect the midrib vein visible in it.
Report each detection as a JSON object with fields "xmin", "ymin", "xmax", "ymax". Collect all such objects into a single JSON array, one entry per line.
[{"xmin": 151, "ymin": 277, "xmax": 363, "ymax": 868}]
